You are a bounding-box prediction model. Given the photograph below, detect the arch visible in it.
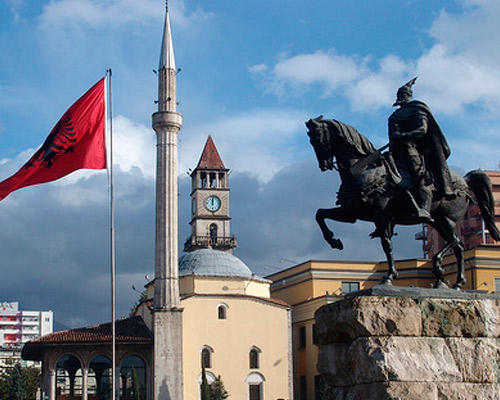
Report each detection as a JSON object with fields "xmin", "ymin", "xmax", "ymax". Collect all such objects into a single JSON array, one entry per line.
[
  {"xmin": 249, "ymin": 346, "xmax": 261, "ymax": 369},
  {"xmin": 119, "ymin": 354, "xmax": 146, "ymax": 400},
  {"xmin": 56, "ymin": 354, "xmax": 83, "ymax": 399},
  {"xmin": 88, "ymin": 354, "xmax": 112, "ymax": 399},
  {"xmin": 217, "ymin": 303, "xmax": 228, "ymax": 320},
  {"xmin": 197, "ymin": 370, "xmax": 216, "ymax": 385},
  {"xmin": 246, "ymin": 372, "xmax": 265, "ymax": 400},
  {"xmin": 200, "ymin": 345, "xmax": 214, "ymax": 368},
  {"xmin": 209, "ymin": 223, "xmax": 218, "ymax": 243}
]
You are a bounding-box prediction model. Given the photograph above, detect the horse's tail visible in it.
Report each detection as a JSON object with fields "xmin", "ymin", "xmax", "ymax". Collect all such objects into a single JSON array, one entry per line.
[{"xmin": 465, "ymin": 169, "xmax": 500, "ymax": 241}]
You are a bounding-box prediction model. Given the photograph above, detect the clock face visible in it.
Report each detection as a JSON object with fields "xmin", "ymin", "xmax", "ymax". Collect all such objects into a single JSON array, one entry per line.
[{"xmin": 205, "ymin": 195, "xmax": 221, "ymax": 212}]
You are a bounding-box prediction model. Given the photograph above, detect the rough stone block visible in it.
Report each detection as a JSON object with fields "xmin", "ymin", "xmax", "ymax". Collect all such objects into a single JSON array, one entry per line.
[
  {"xmin": 419, "ymin": 299, "xmax": 486, "ymax": 337},
  {"xmin": 315, "ymin": 296, "xmax": 422, "ymax": 343},
  {"xmin": 323, "ymin": 382, "xmax": 437, "ymax": 400},
  {"xmin": 318, "ymin": 337, "xmax": 462, "ymax": 386},
  {"xmin": 445, "ymin": 338, "xmax": 500, "ymax": 383},
  {"xmin": 436, "ymin": 383, "xmax": 500, "ymax": 399}
]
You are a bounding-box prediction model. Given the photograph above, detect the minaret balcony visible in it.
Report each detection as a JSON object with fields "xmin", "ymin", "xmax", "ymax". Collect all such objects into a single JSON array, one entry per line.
[
  {"xmin": 152, "ymin": 111, "xmax": 183, "ymax": 131},
  {"xmin": 184, "ymin": 235, "xmax": 238, "ymax": 252}
]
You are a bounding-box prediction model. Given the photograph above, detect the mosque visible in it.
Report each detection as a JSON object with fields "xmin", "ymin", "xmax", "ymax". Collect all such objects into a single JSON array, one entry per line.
[{"xmin": 22, "ymin": 5, "xmax": 292, "ymax": 400}]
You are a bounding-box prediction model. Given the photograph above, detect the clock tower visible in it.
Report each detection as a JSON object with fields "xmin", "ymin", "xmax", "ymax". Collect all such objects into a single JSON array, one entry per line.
[{"xmin": 184, "ymin": 136, "xmax": 237, "ymax": 253}]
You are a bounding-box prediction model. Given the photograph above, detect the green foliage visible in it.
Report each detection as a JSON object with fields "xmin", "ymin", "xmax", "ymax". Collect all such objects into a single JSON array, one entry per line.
[
  {"xmin": 210, "ymin": 375, "xmax": 229, "ymax": 400},
  {"xmin": 132, "ymin": 366, "xmax": 141, "ymax": 400},
  {"xmin": 0, "ymin": 363, "xmax": 41, "ymax": 400},
  {"xmin": 200, "ymin": 366, "xmax": 211, "ymax": 400}
]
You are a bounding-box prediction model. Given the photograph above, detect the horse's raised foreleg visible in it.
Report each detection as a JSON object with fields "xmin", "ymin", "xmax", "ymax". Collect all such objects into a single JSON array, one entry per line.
[{"xmin": 315, "ymin": 207, "xmax": 356, "ymax": 250}]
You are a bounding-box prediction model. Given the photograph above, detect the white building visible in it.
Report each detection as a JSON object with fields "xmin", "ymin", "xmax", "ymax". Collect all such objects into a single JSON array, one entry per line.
[{"xmin": 0, "ymin": 302, "xmax": 53, "ymax": 349}]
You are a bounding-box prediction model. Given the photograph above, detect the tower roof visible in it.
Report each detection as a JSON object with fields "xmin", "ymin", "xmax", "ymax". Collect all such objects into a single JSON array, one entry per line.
[
  {"xmin": 196, "ymin": 135, "xmax": 226, "ymax": 170},
  {"xmin": 159, "ymin": 5, "xmax": 176, "ymax": 70}
]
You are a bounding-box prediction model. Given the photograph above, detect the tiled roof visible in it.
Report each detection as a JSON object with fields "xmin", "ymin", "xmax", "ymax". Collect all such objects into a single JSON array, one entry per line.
[
  {"xmin": 28, "ymin": 316, "xmax": 152, "ymax": 345},
  {"xmin": 196, "ymin": 136, "xmax": 226, "ymax": 170}
]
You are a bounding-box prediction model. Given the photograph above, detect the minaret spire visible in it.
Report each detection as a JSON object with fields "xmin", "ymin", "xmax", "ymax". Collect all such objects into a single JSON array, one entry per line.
[{"xmin": 152, "ymin": 3, "xmax": 183, "ymax": 399}]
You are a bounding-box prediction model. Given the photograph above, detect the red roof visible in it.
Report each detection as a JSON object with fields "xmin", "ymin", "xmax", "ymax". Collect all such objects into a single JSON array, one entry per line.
[
  {"xmin": 196, "ymin": 136, "xmax": 225, "ymax": 170},
  {"xmin": 25, "ymin": 316, "xmax": 152, "ymax": 346}
]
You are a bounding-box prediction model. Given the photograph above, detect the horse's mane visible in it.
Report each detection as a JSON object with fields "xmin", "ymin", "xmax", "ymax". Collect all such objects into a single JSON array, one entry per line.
[{"xmin": 325, "ymin": 119, "xmax": 375, "ymax": 156}]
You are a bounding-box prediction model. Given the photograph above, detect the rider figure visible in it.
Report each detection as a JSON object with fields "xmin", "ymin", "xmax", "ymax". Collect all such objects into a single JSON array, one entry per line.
[{"xmin": 388, "ymin": 77, "xmax": 454, "ymax": 222}]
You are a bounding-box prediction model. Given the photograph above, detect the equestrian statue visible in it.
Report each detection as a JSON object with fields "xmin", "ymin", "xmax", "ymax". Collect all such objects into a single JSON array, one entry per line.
[{"xmin": 306, "ymin": 78, "xmax": 500, "ymax": 289}]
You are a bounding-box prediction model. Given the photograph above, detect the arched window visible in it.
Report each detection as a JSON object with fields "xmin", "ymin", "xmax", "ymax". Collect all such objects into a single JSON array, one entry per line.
[
  {"xmin": 217, "ymin": 303, "xmax": 228, "ymax": 320},
  {"xmin": 209, "ymin": 224, "xmax": 218, "ymax": 243},
  {"xmin": 246, "ymin": 372, "xmax": 265, "ymax": 400},
  {"xmin": 119, "ymin": 355, "xmax": 146, "ymax": 400},
  {"xmin": 249, "ymin": 347, "xmax": 261, "ymax": 369},
  {"xmin": 56, "ymin": 354, "xmax": 83, "ymax": 398},
  {"xmin": 88, "ymin": 354, "xmax": 112, "ymax": 399},
  {"xmin": 201, "ymin": 346, "xmax": 213, "ymax": 368}
]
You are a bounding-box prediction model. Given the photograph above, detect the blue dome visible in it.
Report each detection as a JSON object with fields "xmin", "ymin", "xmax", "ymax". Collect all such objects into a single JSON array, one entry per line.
[{"xmin": 179, "ymin": 248, "xmax": 253, "ymax": 279}]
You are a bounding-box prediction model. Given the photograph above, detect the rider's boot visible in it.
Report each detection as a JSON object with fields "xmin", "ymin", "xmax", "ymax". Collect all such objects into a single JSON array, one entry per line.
[{"xmin": 415, "ymin": 185, "xmax": 433, "ymax": 223}]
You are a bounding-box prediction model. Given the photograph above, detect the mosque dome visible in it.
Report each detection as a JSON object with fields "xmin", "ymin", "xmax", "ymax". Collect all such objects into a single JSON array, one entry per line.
[{"xmin": 179, "ymin": 248, "xmax": 255, "ymax": 279}]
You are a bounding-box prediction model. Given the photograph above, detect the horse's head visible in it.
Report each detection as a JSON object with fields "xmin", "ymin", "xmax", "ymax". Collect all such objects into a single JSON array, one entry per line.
[{"xmin": 306, "ymin": 115, "xmax": 334, "ymax": 171}]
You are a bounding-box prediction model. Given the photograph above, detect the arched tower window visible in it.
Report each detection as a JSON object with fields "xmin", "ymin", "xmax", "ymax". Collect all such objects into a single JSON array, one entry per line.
[
  {"xmin": 249, "ymin": 346, "xmax": 261, "ymax": 369},
  {"xmin": 217, "ymin": 303, "xmax": 228, "ymax": 320},
  {"xmin": 209, "ymin": 223, "xmax": 218, "ymax": 243},
  {"xmin": 200, "ymin": 172, "xmax": 207, "ymax": 188},
  {"xmin": 200, "ymin": 346, "xmax": 213, "ymax": 368}
]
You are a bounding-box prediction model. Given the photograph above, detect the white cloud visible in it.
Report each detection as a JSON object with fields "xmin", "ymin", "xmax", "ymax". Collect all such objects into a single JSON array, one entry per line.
[
  {"xmin": 257, "ymin": 1, "xmax": 500, "ymax": 116},
  {"xmin": 179, "ymin": 108, "xmax": 309, "ymax": 183},
  {"xmin": 269, "ymin": 50, "xmax": 368, "ymax": 98},
  {"xmin": 39, "ymin": 0, "xmax": 213, "ymax": 28},
  {"xmin": 112, "ymin": 115, "xmax": 156, "ymax": 179}
]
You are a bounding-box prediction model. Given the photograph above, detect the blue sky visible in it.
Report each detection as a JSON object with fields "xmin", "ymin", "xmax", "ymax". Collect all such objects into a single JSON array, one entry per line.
[{"xmin": 0, "ymin": 0, "xmax": 499, "ymax": 328}]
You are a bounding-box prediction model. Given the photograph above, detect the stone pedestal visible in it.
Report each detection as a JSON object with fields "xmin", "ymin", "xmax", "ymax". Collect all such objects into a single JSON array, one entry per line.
[{"xmin": 315, "ymin": 286, "xmax": 500, "ymax": 400}]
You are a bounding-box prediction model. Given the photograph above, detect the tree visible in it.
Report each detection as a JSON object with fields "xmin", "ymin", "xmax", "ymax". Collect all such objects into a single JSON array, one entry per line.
[
  {"xmin": 210, "ymin": 375, "xmax": 229, "ymax": 400},
  {"xmin": 132, "ymin": 366, "xmax": 141, "ymax": 400},
  {"xmin": 0, "ymin": 362, "xmax": 41, "ymax": 400},
  {"xmin": 200, "ymin": 366, "xmax": 211, "ymax": 400}
]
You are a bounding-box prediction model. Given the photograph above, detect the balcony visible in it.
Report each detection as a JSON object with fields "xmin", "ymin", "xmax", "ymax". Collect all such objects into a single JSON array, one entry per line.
[{"xmin": 184, "ymin": 235, "xmax": 238, "ymax": 252}]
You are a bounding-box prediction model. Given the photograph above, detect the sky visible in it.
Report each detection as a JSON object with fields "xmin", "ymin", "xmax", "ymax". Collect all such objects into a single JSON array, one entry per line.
[{"xmin": 0, "ymin": 0, "xmax": 499, "ymax": 329}]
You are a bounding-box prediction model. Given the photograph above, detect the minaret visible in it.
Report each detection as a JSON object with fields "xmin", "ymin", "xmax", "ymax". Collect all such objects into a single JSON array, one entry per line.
[{"xmin": 152, "ymin": 2, "xmax": 183, "ymax": 399}]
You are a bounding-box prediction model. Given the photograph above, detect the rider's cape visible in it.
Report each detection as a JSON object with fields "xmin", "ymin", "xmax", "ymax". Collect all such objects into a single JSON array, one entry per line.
[{"xmin": 389, "ymin": 100, "xmax": 453, "ymax": 195}]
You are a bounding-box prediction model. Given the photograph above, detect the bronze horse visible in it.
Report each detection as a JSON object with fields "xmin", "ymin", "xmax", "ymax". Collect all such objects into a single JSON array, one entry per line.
[{"xmin": 306, "ymin": 116, "xmax": 500, "ymax": 288}]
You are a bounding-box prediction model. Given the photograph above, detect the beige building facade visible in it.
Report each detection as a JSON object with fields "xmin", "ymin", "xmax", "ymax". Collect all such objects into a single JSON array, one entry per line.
[{"xmin": 134, "ymin": 251, "xmax": 293, "ymax": 400}]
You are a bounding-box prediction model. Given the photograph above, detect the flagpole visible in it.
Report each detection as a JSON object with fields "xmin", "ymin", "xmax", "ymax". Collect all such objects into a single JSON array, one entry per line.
[{"xmin": 106, "ymin": 68, "xmax": 117, "ymax": 400}]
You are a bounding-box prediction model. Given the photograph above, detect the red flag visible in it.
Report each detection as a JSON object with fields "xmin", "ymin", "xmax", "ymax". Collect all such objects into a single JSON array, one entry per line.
[{"xmin": 0, "ymin": 78, "xmax": 107, "ymax": 201}]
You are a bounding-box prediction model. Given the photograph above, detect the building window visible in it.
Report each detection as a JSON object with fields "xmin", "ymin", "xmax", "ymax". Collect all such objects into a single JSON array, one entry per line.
[
  {"xmin": 217, "ymin": 304, "xmax": 228, "ymax": 320},
  {"xmin": 298, "ymin": 326, "xmax": 306, "ymax": 349},
  {"xmin": 200, "ymin": 172, "xmax": 207, "ymax": 188},
  {"xmin": 249, "ymin": 347, "xmax": 260, "ymax": 369},
  {"xmin": 312, "ymin": 324, "xmax": 318, "ymax": 345},
  {"xmin": 495, "ymin": 278, "xmax": 500, "ymax": 293},
  {"xmin": 210, "ymin": 224, "xmax": 218, "ymax": 243},
  {"xmin": 300, "ymin": 375, "xmax": 307, "ymax": 400},
  {"xmin": 315, "ymin": 375, "xmax": 325, "ymax": 400},
  {"xmin": 246, "ymin": 372, "xmax": 265, "ymax": 400},
  {"xmin": 201, "ymin": 347, "xmax": 212, "ymax": 368},
  {"xmin": 341, "ymin": 281, "xmax": 360, "ymax": 294},
  {"xmin": 249, "ymin": 384, "xmax": 262, "ymax": 400},
  {"xmin": 210, "ymin": 172, "xmax": 217, "ymax": 188}
]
